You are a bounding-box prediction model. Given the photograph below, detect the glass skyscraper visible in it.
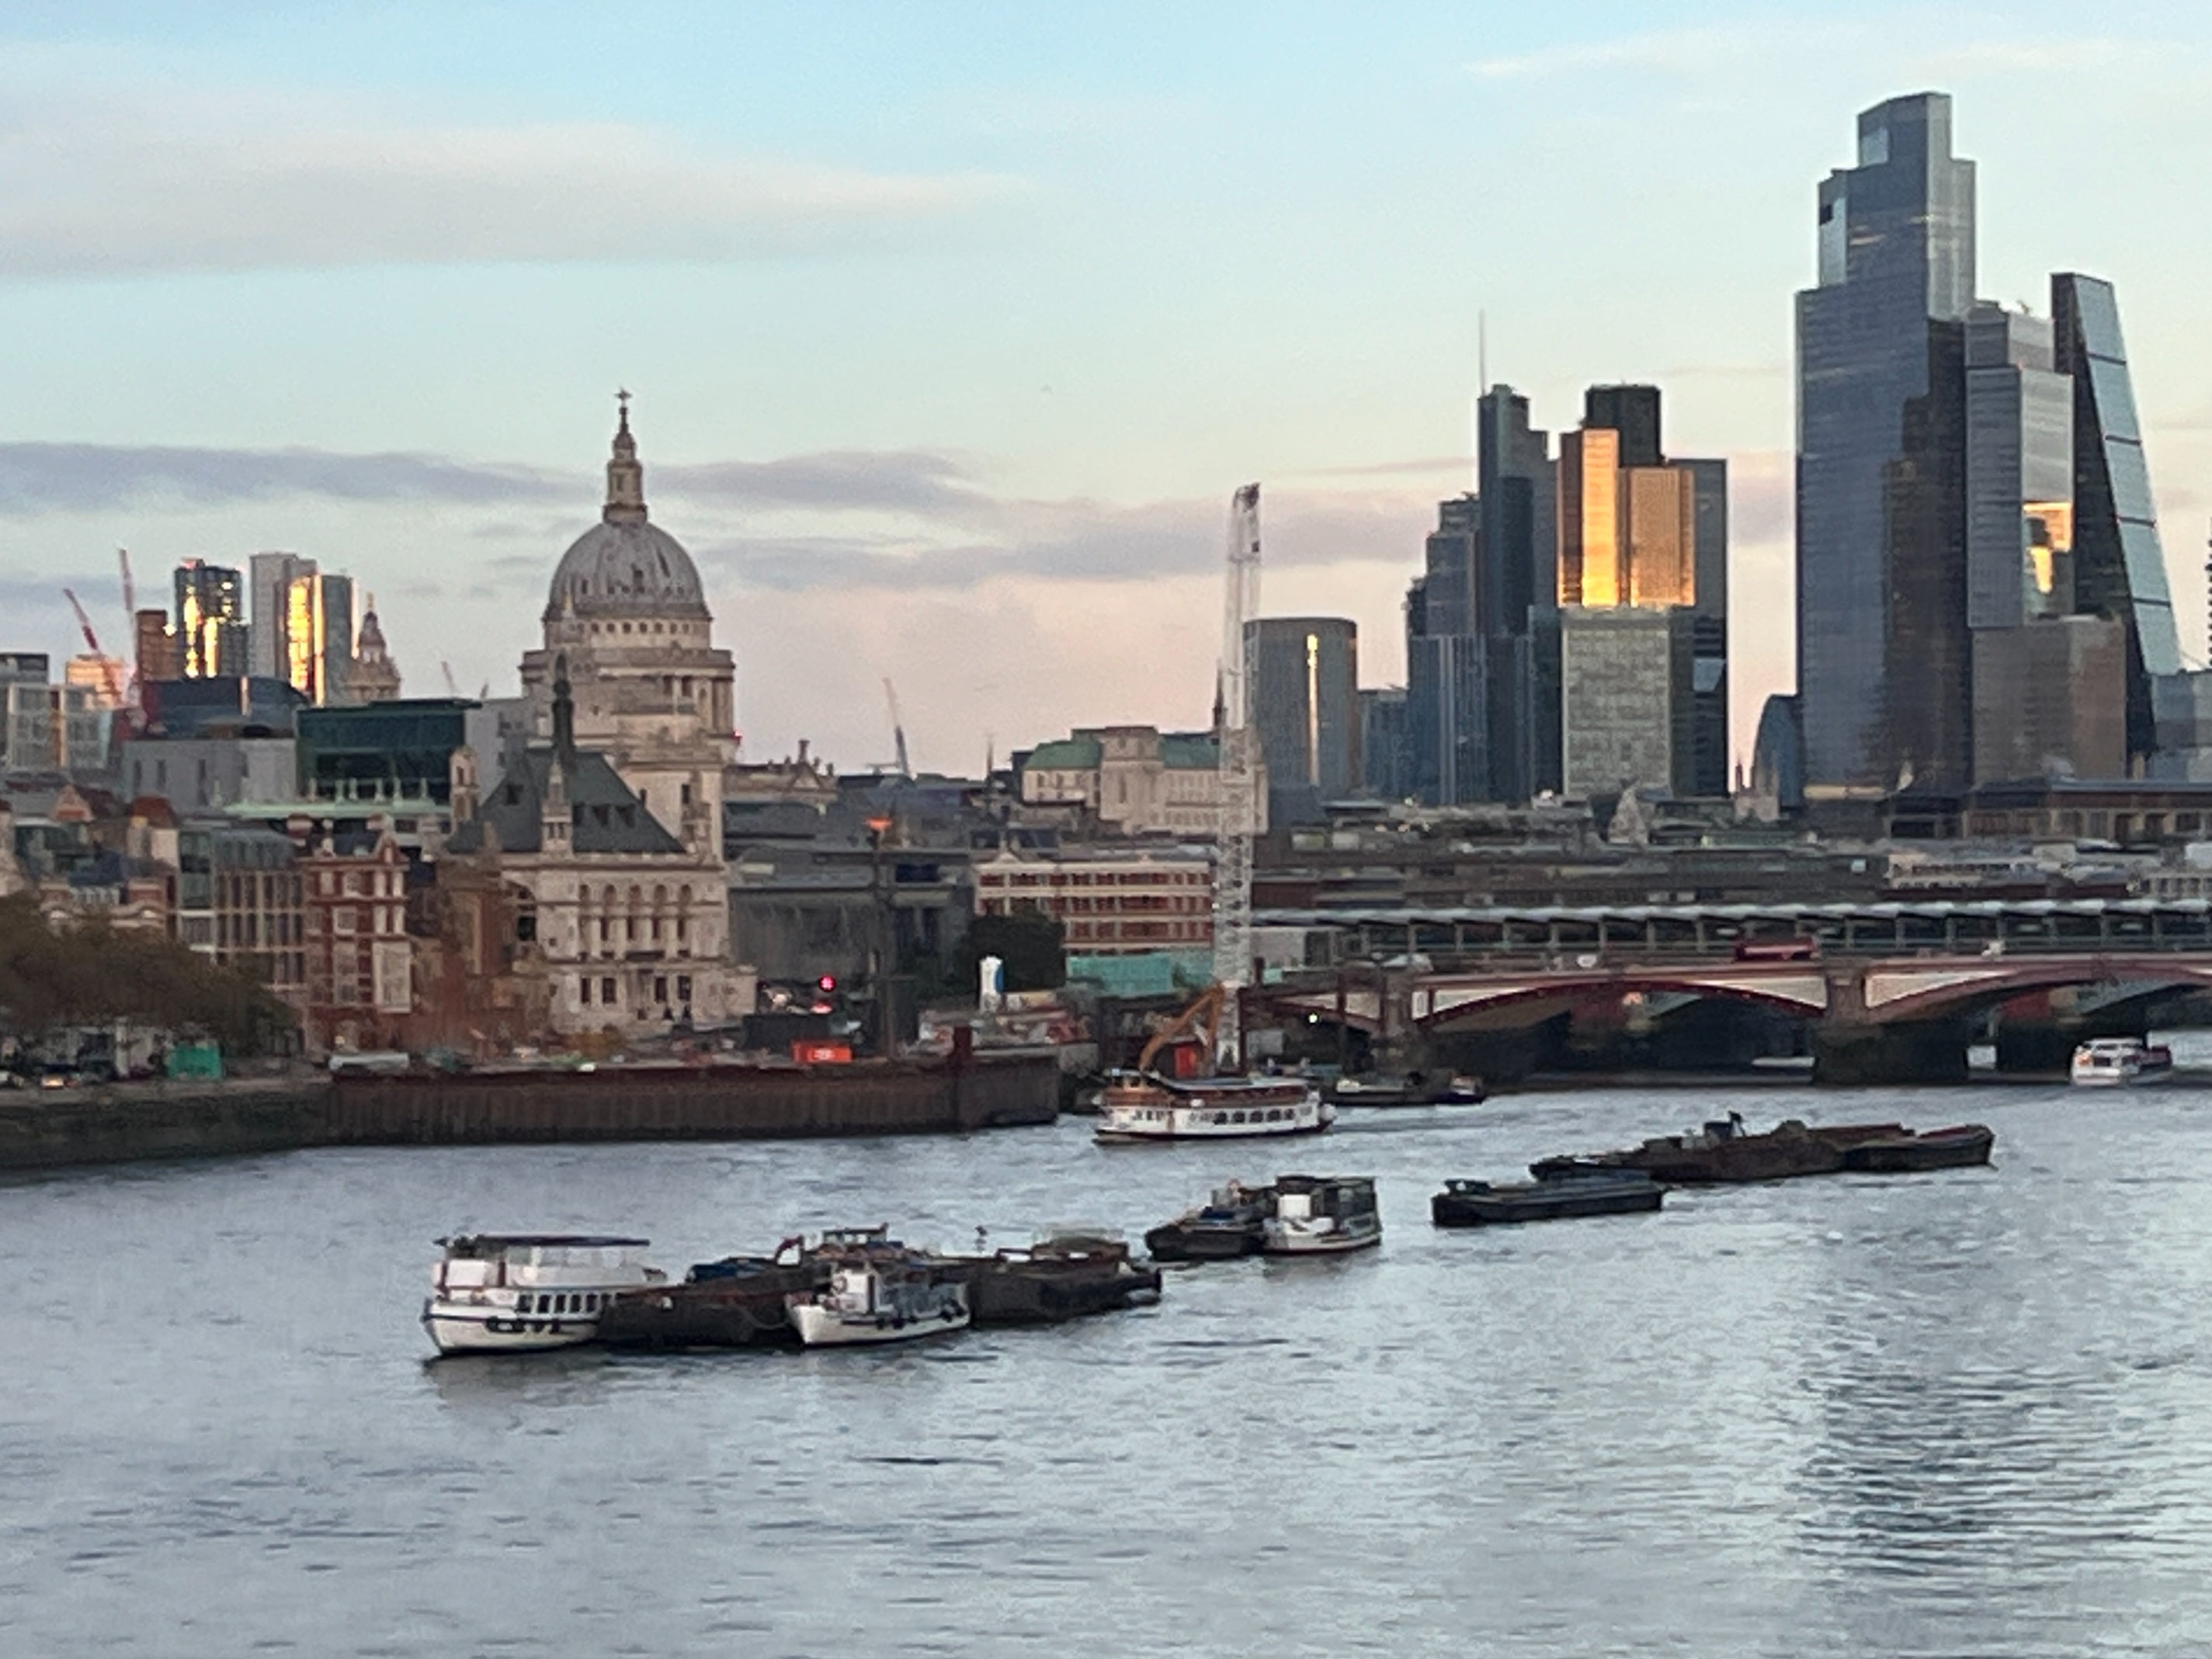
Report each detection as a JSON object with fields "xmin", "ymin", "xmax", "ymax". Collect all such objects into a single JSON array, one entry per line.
[
  {"xmin": 2054, "ymin": 271, "xmax": 2182, "ymax": 764},
  {"xmin": 1796, "ymin": 92, "xmax": 1977, "ymax": 792}
]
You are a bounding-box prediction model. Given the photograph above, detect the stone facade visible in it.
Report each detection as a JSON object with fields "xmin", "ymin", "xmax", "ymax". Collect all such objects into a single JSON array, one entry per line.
[{"xmin": 1019, "ymin": 725, "xmax": 1264, "ymax": 837}]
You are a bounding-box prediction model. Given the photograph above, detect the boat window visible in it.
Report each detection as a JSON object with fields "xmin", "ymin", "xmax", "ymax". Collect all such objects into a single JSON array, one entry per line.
[
  {"xmin": 518, "ymin": 1294, "xmax": 533, "ymax": 1313},
  {"xmin": 1231, "ymin": 1110, "xmax": 1246, "ymax": 1123}
]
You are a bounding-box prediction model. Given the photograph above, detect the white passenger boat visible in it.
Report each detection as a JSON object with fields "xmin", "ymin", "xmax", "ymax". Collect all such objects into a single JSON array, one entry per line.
[
  {"xmin": 1094, "ymin": 1074, "xmax": 1334, "ymax": 1144},
  {"xmin": 422, "ymin": 1234, "xmax": 666, "ymax": 1355},
  {"xmin": 1260, "ymin": 1175, "xmax": 1382, "ymax": 1255},
  {"xmin": 2070, "ymin": 1037, "xmax": 2175, "ymax": 1088},
  {"xmin": 787, "ymin": 1255, "xmax": 970, "ymax": 1347}
]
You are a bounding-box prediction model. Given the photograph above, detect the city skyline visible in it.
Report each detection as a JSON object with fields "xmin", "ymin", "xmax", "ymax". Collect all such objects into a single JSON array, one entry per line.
[{"xmin": 3, "ymin": 6, "xmax": 2210, "ymax": 775}]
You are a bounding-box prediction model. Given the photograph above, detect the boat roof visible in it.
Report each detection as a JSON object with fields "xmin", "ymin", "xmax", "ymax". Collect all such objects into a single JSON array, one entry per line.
[{"xmin": 437, "ymin": 1233, "xmax": 650, "ymax": 1249}]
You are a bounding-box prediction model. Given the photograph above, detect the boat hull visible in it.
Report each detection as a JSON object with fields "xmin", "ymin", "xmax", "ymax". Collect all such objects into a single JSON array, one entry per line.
[
  {"xmin": 1432, "ymin": 1176, "xmax": 1664, "ymax": 1227},
  {"xmin": 1839, "ymin": 1126, "xmax": 1995, "ymax": 1173},
  {"xmin": 789, "ymin": 1303, "xmax": 971, "ymax": 1346},
  {"xmin": 1260, "ymin": 1223, "xmax": 1380, "ymax": 1255},
  {"xmin": 1531, "ymin": 1122, "xmax": 1907, "ymax": 1185},
  {"xmin": 422, "ymin": 1303, "xmax": 598, "ymax": 1355},
  {"xmin": 1143, "ymin": 1220, "xmax": 1263, "ymax": 1261}
]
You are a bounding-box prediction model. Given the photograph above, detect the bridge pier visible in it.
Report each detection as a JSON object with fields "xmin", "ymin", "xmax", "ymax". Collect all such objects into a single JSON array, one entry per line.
[{"xmin": 1811, "ymin": 1019, "xmax": 1967, "ymax": 1087}]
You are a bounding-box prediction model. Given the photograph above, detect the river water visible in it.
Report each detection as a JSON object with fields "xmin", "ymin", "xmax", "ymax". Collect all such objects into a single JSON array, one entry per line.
[{"xmin": 5, "ymin": 1064, "xmax": 2212, "ymax": 1657}]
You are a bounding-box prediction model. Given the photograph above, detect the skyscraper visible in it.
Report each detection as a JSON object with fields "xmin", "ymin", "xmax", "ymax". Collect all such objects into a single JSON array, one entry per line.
[
  {"xmin": 1796, "ymin": 92, "xmax": 1977, "ymax": 793},
  {"xmin": 1405, "ymin": 496, "xmax": 1484, "ymax": 805},
  {"xmin": 249, "ymin": 551, "xmax": 317, "ymax": 680},
  {"xmin": 1246, "ymin": 617, "xmax": 1359, "ymax": 825},
  {"xmin": 173, "ymin": 560, "xmax": 248, "ymax": 679},
  {"xmin": 285, "ymin": 571, "xmax": 355, "ymax": 706},
  {"xmin": 1475, "ymin": 385, "xmax": 1554, "ymax": 801},
  {"xmin": 1554, "ymin": 385, "xmax": 1721, "ymax": 798},
  {"xmin": 2053, "ymin": 272, "xmax": 2182, "ymax": 765}
]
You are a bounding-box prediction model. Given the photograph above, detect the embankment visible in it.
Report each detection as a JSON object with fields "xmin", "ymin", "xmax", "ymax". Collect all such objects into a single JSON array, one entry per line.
[{"xmin": 0, "ymin": 1054, "xmax": 1061, "ymax": 1172}]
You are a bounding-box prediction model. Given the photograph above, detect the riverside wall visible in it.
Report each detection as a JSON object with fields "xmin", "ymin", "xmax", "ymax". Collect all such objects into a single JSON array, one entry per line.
[{"xmin": 0, "ymin": 1054, "xmax": 1063, "ymax": 1172}]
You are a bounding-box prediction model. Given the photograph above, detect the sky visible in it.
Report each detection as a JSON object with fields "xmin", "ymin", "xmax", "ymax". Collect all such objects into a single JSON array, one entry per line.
[{"xmin": 2, "ymin": 1, "xmax": 2210, "ymax": 776}]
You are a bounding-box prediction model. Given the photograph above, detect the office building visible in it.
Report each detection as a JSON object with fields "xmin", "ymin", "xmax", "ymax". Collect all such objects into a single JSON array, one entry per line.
[
  {"xmin": 1558, "ymin": 606, "xmax": 1696, "ymax": 798},
  {"xmin": 2054, "ymin": 272, "xmax": 2182, "ymax": 765},
  {"xmin": 249, "ymin": 553, "xmax": 317, "ymax": 681},
  {"xmin": 174, "ymin": 560, "xmax": 249, "ymax": 679},
  {"xmin": 64, "ymin": 654, "xmax": 126, "ymax": 709},
  {"xmin": 1796, "ymin": 92, "xmax": 1976, "ymax": 793},
  {"xmin": 2, "ymin": 682, "xmax": 110, "ymax": 774},
  {"xmin": 134, "ymin": 609, "xmax": 181, "ymax": 692},
  {"xmin": 285, "ymin": 571, "xmax": 355, "ymax": 706},
  {"xmin": 1961, "ymin": 300, "xmax": 2122, "ymax": 781},
  {"xmin": 1245, "ymin": 616, "xmax": 1359, "ymax": 825},
  {"xmin": 1405, "ymin": 496, "xmax": 1484, "ymax": 806},
  {"xmin": 1681, "ymin": 458, "xmax": 1731, "ymax": 796},
  {"xmin": 1554, "ymin": 384, "xmax": 1721, "ymax": 799},
  {"xmin": 1475, "ymin": 385, "xmax": 1554, "ymax": 801},
  {"xmin": 1359, "ymin": 688, "xmax": 1411, "ymax": 800}
]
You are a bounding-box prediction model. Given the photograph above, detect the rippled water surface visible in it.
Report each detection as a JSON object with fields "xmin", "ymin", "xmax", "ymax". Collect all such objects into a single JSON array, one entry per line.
[{"xmin": 8, "ymin": 1067, "xmax": 2212, "ymax": 1657}]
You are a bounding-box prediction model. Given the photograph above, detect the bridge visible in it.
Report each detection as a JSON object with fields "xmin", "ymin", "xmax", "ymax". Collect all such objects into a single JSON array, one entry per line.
[{"xmin": 1256, "ymin": 899, "xmax": 2212, "ymax": 1082}]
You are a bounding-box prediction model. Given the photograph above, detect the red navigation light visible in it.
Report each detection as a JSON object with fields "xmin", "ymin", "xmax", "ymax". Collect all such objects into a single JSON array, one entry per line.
[{"xmin": 818, "ymin": 975, "xmax": 837, "ymax": 992}]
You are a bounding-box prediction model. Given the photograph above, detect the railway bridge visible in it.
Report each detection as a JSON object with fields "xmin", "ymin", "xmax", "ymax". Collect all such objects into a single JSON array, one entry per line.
[{"xmin": 1257, "ymin": 898, "xmax": 2212, "ymax": 1083}]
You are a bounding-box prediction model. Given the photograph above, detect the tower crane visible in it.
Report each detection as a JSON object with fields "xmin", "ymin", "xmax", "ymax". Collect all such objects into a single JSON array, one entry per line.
[
  {"xmin": 1210, "ymin": 483, "xmax": 1262, "ymax": 1068},
  {"xmin": 116, "ymin": 547, "xmax": 141, "ymax": 714},
  {"xmin": 62, "ymin": 587, "xmax": 126, "ymax": 707},
  {"xmin": 882, "ymin": 677, "xmax": 912, "ymax": 779}
]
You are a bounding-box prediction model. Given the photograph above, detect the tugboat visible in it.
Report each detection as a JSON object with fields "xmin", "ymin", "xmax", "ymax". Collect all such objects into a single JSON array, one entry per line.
[
  {"xmin": 2071, "ymin": 1037, "xmax": 2175, "ymax": 1088},
  {"xmin": 1261, "ymin": 1175, "xmax": 1382, "ymax": 1255},
  {"xmin": 1431, "ymin": 1170, "xmax": 1664, "ymax": 1227},
  {"xmin": 787, "ymin": 1230, "xmax": 970, "ymax": 1347},
  {"xmin": 1144, "ymin": 1181, "xmax": 1275, "ymax": 1261},
  {"xmin": 1095, "ymin": 986, "xmax": 1333, "ymax": 1144},
  {"xmin": 422, "ymin": 1234, "xmax": 666, "ymax": 1355}
]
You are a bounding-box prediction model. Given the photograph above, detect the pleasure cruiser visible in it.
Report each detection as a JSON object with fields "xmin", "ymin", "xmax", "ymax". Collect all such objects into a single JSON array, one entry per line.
[
  {"xmin": 1095, "ymin": 1073, "xmax": 1334, "ymax": 1143},
  {"xmin": 422, "ymin": 1234, "xmax": 666, "ymax": 1355}
]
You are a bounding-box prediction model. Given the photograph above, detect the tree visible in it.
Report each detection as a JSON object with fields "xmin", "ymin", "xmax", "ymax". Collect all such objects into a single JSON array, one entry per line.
[{"xmin": 0, "ymin": 894, "xmax": 297, "ymax": 1057}]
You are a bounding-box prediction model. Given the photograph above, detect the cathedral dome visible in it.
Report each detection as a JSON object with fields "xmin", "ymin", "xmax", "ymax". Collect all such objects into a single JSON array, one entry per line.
[{"xmin": 543, "ymin": 398, "xmax": 710, "ymax": 622}]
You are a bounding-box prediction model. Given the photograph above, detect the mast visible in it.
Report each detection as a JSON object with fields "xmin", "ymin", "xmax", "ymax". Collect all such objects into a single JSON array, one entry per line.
[{"xmin": 1211, "ymin": 483, "xmax": 1262, "ymax": 1067}]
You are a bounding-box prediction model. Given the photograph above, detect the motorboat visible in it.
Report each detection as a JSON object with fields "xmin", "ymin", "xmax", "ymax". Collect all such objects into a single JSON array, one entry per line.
[
  {"xmin": 787, "ymin": 1230, "xmax": 970, "ymax": 1347},
  {"xmin": 1325, "ymin": 1072, "xmax": 1487, "ymax": 1107},
  {"xmin": 1144, "ymin": 1181, "xmax": 1275, "ymax": 1261},
  {"xmin": 2071, "ymin": 1037, "xmax": 2175, "ymax": 1088},
  {"xmin": 1095, "ymin": 1073, "xmax": 1333, "ymax": 1143},
  {"xmin": 422, "ymin": 1234, "xmax": 666, "ymax": 1355},
  {"xmin": 1431, "ymin": 1170, "xmax": 1664, "ymax": 1227},
  {"xmin": 1261, "ymin": 1175, "xmax": 1381, "ymax": 1255},
  {"xmin": 1839, "ymin": 1123, "xmax": 1996, "ymax": 1172}
]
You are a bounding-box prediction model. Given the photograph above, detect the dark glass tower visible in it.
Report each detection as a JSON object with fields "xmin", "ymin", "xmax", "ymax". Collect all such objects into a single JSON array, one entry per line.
[
  {"xmin": 1796, "ymin": 92, "xmax": 1976, "ymax": 792},
  {"xmin": 2053, "ymin": 272, "xmax": 2182, "ymax": 764},
  {"xmin": 1405, "ymin": 496, "xmax": 1485, "ymax": 804},
  {"xmin": 1474, "ymin": 385, "xmax": 1554, "ymax": 801}
]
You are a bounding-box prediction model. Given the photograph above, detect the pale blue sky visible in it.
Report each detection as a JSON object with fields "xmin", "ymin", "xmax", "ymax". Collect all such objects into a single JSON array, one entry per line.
[{"xmin": 2, "ymin": 2, "xmax": 2207, "ymax": 771}]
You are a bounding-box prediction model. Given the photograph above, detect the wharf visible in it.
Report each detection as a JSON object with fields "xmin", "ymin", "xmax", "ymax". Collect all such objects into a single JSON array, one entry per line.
[{"xmin": 0, "ymin": 1053, "xmax": 1061, "ymax": 1172}]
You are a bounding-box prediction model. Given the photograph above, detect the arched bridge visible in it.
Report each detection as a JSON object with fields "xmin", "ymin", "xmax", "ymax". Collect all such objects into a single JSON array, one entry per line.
[{"xmin": 1256, "ymin": 899, "xmax": 2212, "ymax": 1082}]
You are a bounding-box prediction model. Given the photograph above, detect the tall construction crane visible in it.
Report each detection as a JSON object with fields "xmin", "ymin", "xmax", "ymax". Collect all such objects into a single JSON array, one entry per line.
[
  {"xmin": 882, "ymin": 677, "xmax": 912, "ymax": 779},
  {"xmin": 116, "ymin": 547, "xmax": 141, "ymax": 716},
  {"xmin": 1210, "ymin": 483, "xmax": 1262, "ymax": 1067},
  {"xmin": 62, "ymin": 587, "xmax": 126, "ymax": 707}
]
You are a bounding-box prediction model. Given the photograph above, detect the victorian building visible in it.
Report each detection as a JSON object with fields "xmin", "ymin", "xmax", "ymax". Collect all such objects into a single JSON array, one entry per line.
[{"xmin": 518, "ymin": 399, "xmax": 734, "ymax": 859}]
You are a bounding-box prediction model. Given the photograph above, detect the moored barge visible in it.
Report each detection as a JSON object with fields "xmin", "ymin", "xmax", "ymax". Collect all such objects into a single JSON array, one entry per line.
[{"xmin": 1431, "ymin": 1170, "xmax": 1665, "ymax": 1227}]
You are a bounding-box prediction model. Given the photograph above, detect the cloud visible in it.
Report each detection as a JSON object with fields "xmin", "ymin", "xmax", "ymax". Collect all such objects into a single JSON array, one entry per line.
[
  {"xmin": 0, "ymin": 443, "xmax": 561, "ymax": 515},
  {"xmin": 0, "ymin": 69, "xmax": 1014, "ymax": 279},
  {"xmin": 660, "ymin": 451, "xmax": 995, "ymax": 516}
]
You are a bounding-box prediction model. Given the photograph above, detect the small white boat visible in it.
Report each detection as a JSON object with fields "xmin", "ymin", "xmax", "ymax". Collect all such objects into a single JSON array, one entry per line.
[
  {"xmin": 2071, "ymin": 1037, "xmax": 2176, "ymax": 1088},
  {"xmin": 422, "ymin": 1234, "xmax": 666, "ymax": 1355},
  {"xmin": 1094, "ymin": 1074, "xmax": 1334, "ymax": 1144},
  {"xmin": 1261, "ymin": 1175, "xmax": 1382, "ymax": 1255},
  {"xmin": 787, "ymin": 1255, "xmax": 971, "ymax": 1347}
]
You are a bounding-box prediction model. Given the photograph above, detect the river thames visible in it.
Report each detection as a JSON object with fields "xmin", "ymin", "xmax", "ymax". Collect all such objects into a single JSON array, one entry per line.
[{"xmin": 5, "ymin": 1069, "xmax": 2212, "ymax": 1657}]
